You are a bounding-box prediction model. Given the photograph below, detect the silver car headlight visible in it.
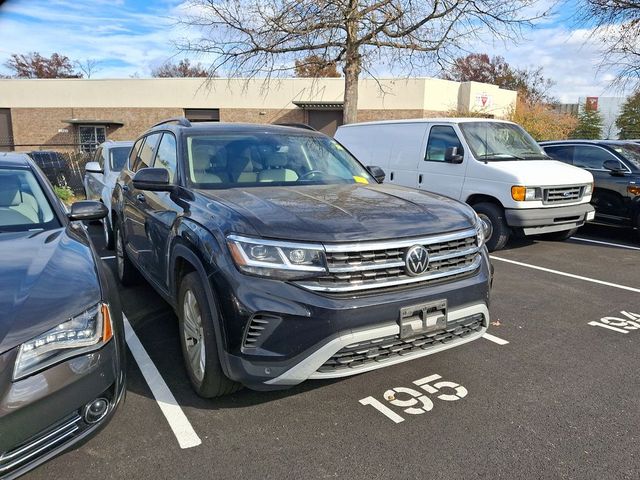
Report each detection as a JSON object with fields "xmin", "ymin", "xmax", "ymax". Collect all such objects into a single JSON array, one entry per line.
[
  {"xmin": 227, "ymin": 234, "xmax": 327, "ymax": 279},
  {"xmin": 13, "ymin": 303, "xmax": 113, "ymax": 380}
]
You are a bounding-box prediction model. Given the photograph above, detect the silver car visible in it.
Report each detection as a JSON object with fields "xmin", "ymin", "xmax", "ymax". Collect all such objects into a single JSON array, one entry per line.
[{"xmin": 84, "ymin": 141, "xmax": 133, "ymax": 249}]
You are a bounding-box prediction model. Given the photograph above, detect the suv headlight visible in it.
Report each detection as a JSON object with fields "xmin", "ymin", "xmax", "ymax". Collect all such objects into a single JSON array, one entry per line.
[
  {"xmin": 227, "ymin": 235, "xmax": 327, "ymax": 279},
  {"xmin": 13, "ymin": 303, "xmax": 113, "ymax": 380},
  {"xmin": 511, "ymin": 186, "xmax": 542, "ymax": 201}
]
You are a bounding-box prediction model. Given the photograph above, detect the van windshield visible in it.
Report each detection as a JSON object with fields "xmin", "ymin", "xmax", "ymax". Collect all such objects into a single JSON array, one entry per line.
[
  {"xmin": 459, "ymin": 122, "xmax": 548, "ymax": 161},
  {"xmin": 185, "ymin": 132, "xmax": 374, "ymax": 188}
]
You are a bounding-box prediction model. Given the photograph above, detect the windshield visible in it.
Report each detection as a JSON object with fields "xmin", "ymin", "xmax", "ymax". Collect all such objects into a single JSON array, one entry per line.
[
  {"xmin": 0, "ymin": 168, "xmax": 60, "ymax": 232},
  {"xmin": 109, "ymin": 146, "xmax": 131, "ymax": 171},
  {"xmin": 611, "ymin": 143, "xmax": 640, "ymax": 170},
  {"xmin": 185, "ymin": 132, "xmax": 374, "ymax": 188},
  {"xmin": 459, "ymin": 122, "xmax": 547, "ymax": 161}
]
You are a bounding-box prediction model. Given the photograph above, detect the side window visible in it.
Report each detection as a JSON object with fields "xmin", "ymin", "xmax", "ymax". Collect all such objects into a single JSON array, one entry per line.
[
  {"xmin": 544, "ymin": 145, "xmax": 574, "ymax": 164},
  {"xmin": 129, "ymin": 138, "xmax": 145, "ymax": 171},
  {"xmin": 93, "ymin": 147, "xmax": 103, "ymax": 169},
  {"xmin": 153, "ymin": 133, "xmax": 178, "ymax": 182},
  {"xmin": 134, "ymin": 133, "xmax": 161, "ymax": 172},
  {"xmin": 425, "ymin": 126, "xmax": 463, "ymax": 162},
  {"xmin": 573, "ymin": 145, "xmax": 618, "ymax": 170}
]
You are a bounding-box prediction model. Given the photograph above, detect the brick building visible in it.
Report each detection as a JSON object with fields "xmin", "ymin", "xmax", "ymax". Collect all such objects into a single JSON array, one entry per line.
[{"xmin": 0, "ymin": 77, "xmax": 517, "ymax": 152}]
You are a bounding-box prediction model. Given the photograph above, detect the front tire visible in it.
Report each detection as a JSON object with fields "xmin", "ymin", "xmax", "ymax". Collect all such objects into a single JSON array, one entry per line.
[
  {"xmin": 103, "ymin": 215, "xmax": 114, "ymax": 250},
  {"xmin": 473, "ymin": 202, "xmax": 510, "ymax": 251},
  {"xmin": 178, "ymin": 272, "xmax": 240, "ymax": 398},
  {"xmin": 114, "ymin": 221, "xmax": 139, "ymax": 286},
  {"xmin": 541, "ymin": 227, "xmax": 578, "ymax": 241}
]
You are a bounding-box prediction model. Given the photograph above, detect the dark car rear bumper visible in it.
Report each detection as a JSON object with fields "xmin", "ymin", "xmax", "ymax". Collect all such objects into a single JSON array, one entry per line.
[
  {"xmin": 0, "ymin": 340, "xmax": 125, "ymax": 479},
  {"xmin": 216, "ymin": 250, "xmax": 492, "ymax": 390},
  {"xmin": 505, "ymin": 203, "xmax": 595, "ymax": 235}
]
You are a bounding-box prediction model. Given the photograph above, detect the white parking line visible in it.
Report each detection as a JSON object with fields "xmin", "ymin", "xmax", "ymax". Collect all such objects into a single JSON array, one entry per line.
[
  {"xmin": 482, "ymin": 333, "xmax": 509, "ymax": 345},
  {"xmin": 122, "ymin": 314, "xmax": 202, "ymax": 449},
  {"xmin": 490, "ymin": 256, "xmax": 640, "ymax": 294},
  {"xmin": 101, "ymin": 255, "xmax": 116, "ymax": 260},
  {"xmin": 571, "ymin": 237, "xmax": 640, "ymax": 251}
]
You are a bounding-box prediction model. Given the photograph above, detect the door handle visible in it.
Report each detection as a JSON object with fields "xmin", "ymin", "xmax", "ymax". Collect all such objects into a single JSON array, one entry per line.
[
  {"xmin": 418, "ymin": 174, "xmax": 423, "ymax": 184},
  {"xmin": 136, "ymin": 193, "xmax": 146, "ymax": 203}
]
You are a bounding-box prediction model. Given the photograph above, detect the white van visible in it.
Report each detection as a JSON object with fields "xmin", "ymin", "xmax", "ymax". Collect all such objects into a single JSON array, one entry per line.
[{"xmin": 335, "ymin": 118, "xmax": 595, "ymax": 251}]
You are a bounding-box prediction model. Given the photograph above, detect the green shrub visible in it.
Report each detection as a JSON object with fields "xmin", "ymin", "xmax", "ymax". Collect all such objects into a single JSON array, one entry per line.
[{"xmin": 53, "ymin": 185, "xmax": 74, "ymax": 202}]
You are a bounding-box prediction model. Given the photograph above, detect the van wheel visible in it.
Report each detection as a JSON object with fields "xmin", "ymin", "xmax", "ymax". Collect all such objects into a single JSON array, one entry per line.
[
  {"xmin": 114, "ymin": 221, "xmax": 139, "ymax": 286},
  {"xmin": 178, "ymin": 272, "xmax": 241, "ymax": 398},
  {"xmin": 473, "ymin": 202, "xmax": 510, "ymax": 252},
  {"xmin": 541, "ymin": 227, "xmax": 578, "ymax": 241}
]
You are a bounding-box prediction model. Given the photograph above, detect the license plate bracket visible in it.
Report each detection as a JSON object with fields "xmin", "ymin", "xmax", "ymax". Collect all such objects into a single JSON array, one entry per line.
[{"xmin": 399, "ymin": 299, "xmax": 447, "ymax": 339}]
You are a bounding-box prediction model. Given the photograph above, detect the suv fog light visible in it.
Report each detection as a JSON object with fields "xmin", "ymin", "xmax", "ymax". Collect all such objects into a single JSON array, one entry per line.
[{"xmin": 83, "ymin": 398, "xmax": 109, "ymax": 424}]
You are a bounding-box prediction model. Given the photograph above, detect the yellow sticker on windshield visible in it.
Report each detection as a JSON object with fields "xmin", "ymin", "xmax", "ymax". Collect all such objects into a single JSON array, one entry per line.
[{"xmin": 353, "ymin": 176, "xmax": 369, "ymax": 184}]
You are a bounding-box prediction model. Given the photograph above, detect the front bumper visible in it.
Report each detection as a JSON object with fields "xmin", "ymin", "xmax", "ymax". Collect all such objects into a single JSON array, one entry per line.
[
  {"xmin": 216, "ymin": 250, "xmax": 492, "ymax": 389},
  {"xmin": 0, "ymin": 340, "xmax": 125, "ymax": 479},
  {"xmin": 505, "ymin": 203, "xmax": 595, "ymax": 235}
]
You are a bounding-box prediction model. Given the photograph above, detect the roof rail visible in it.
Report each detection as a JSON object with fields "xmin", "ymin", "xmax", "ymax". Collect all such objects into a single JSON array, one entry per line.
[{"xmin": 152, "ymin": 117, "xmax": 192, "ymax": 128}]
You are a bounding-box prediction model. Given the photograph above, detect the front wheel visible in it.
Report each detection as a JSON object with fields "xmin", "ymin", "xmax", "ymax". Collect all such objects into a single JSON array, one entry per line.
[
  {"xmin": 541, "ymin": 227, "xmax": 578, "ymax": 241},
  {"xmin": 114, "ymin": 221, "xmax": 139, "ymax": 286},
  {"xmin": 473, "ymin": 202, "xmax": 510, "ymax": 252},
  {"xmin": 103, "ymin": 215, "xmax": 114, "ymax": 250},
  {"xmin": 178, "ymin": 272, "xmax": 241, "ymax": 398}
]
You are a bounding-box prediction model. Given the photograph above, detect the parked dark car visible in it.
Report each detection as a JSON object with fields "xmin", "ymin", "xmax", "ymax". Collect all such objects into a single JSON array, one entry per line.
[
  {"xmin": 0, "ymin": 153, "xmax": 125, "ymax": 478},
  {"xmin": 540, "ymin": 140, "xmax": 640, "ymax": 238},
  {"xmin": 112, "ymin": 118, "xmax": 492, "ymax": 398}
]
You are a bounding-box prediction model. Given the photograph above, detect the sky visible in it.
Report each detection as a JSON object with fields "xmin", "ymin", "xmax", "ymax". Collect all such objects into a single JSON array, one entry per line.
[{"xmin": 0, "ymin": 0, "xmax": 629, "ymax": 103}]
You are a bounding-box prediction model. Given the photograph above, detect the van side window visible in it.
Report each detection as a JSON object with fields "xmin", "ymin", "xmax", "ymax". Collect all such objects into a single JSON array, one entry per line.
[
  {"xmin": 128, "ymin": 138, "xmax": 145, "ymax": 171},
  {"xmin": 425, "ymin": 126, "xmax": 463, "ymax": 162}
]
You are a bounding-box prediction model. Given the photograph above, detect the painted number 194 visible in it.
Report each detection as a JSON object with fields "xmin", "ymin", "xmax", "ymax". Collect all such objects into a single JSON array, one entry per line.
[
  {"xmin": 589, "ymin": 311, "xmax": 640, "ymax": 334},
  {"xmin": 359, "ymin": 374, "xmax": 467, "ymax": 423}
]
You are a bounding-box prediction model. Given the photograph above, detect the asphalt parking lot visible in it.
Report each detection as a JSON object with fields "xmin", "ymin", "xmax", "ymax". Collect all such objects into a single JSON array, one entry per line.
[{"xmin": 25, "ymin": 224, "xmax": 639, "ymax": 480}]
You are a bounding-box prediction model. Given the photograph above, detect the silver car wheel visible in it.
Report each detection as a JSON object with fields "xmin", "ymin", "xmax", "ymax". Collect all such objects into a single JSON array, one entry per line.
[{"xmin": 183, "ymin": 289, "xmax": 206, "ymax": 382}]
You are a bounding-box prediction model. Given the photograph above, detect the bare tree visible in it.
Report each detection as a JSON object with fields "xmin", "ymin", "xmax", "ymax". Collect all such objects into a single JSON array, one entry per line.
[
  {"xmin": 151, "ymin": 59, "xmax": 210, "ymax": 77},
  {"xmin": 74, "ymin": 59, "xmax": 101, "ymax": 79},
  {"xmin": 176, "ymin": 0, "xmax": 546, "ymax": 123},
  {"xmin": 579, "ymin": 0, "xmax": 640, "ymax": 87},
  {"xmin": 5, "ymin": 52, "xmax": 82, "ymax": 78}
]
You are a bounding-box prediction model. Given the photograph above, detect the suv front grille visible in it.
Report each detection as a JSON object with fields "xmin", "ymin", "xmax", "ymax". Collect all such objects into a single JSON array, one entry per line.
[
  {"xmin": 317, "ymin": 313, "xmax": 485, "ymax": 373},
  {"xmin": 543, "ymin": 185, "xmax": 585, "ymax": 204},
  {"xmin": 295, "ymin": 228, "xmax": 481, "ymax": 294}
]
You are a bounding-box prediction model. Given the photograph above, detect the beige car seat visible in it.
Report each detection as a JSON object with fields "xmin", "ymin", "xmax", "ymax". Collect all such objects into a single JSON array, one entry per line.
[
  {"xmin": 258, "ymin": 152, "xmax": 298, "ymax": 182},
  {"xmin": 191, "ymin": 145, "xmax": 222, "ymax": 183},
  {"xmin": 0, "ymin": 174, "xmax": 39, "ymax": 225}
]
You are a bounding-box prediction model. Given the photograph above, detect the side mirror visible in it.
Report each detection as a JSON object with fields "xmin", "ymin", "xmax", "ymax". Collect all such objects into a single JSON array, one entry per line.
[
  {"xmin": 603, "ymin": 159, "xmax": 626, "ymax": 176},
  {"xmin": 85, "ymin": 161, "xmax": 103, "ymax": 174},
  {"xmin": 444, "ymin": 147, "xmax": 464, "ymax": 164},
  {"xmin": 68, "ymin": 200, "xmax": 108, "ymax": 221},
  {"xmin": 132, "ymin": 168, "xmax": 173, "ymax": 191},
  {"xmin": 367, "ymin": 166, "xmax": 386, "ymax": 183}
]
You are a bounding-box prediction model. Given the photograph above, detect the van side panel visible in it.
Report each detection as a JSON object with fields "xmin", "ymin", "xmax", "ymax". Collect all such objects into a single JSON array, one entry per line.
[{"xmin": 334, "ymin": 125, "xmax": 391, "ymax": 172}]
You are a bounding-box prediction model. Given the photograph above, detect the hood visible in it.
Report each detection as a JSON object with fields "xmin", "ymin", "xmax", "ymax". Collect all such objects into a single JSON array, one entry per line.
[
  {"xmin": 197, "ymin": 183, "xmax": 475, "ymax": 242},
  {"xmin": 0, "ymin": 227, "xmax": 102, "ymax": 354},
  {"xmin": 474, "ymin": 160, "xmax": 594, "ymax": 186}
]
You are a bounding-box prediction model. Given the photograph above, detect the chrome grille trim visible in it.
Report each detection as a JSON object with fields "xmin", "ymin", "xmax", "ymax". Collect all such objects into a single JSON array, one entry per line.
[{"xmin": 542, "ymin": 185, "xmax": 586, "ymax": 204}]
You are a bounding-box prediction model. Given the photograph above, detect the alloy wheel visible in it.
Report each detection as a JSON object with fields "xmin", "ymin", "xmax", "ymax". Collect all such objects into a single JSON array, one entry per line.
[{"xmin": 183, "ymin": 289, "xmax": 206, "ymax": 382}]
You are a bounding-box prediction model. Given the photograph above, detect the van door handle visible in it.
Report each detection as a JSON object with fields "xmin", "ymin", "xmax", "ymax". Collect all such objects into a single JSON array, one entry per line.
[
  {"xmin": 418, "ymin": 174, "xmax": 423, "ymax": 184},
  {"xmin": 136, "ymin": 193, "xmax": 146, "ymax": 203}
]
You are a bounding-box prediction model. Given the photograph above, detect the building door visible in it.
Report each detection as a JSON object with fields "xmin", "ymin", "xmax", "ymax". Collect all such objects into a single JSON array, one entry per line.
[
  {"xmin": 0, "ymin": 109, "xmax": 13, "ymax": 152},
  {"xmin": 307, "ymin": 110, "xmax": 343, "ymax": 136}
]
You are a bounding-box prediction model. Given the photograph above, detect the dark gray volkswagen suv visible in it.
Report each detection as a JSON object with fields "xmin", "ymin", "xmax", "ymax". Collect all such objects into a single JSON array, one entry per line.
[
  {"xmin": 0, "ymin": 153, "xmax": 125, "ymax": 478},
  {"xmin": 112, "ymin": 119, "xmax": 492, "ymax": 398}
]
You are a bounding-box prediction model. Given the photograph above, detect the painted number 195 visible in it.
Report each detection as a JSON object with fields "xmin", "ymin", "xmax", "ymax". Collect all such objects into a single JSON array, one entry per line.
[{"xmin": 359, "ymin": 374, "xmax": 467, "ymax": 423}]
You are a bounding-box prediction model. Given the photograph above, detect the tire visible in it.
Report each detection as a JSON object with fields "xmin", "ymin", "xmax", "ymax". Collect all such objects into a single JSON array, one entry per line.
[
  {"xmin": 541, "ymin": 227, "xmax": 578, "ymax": 241},
  {"xmin": 473, "ymin": 202, "xmax": 510, "ymax": 252},
  {"xmin": 633, "ymin": 211, "xmax": 640, "ymax": 244},
  {"xmin": 178, "ymin": 272, "xmax": 241, "ymax": 398},
  {"xmin": 114, "ymin": 220, "xmax": 140, "ymax": 286},
  {"xmin": 103, "ymin": 214, "xmax": 115, "ymax": 250}
]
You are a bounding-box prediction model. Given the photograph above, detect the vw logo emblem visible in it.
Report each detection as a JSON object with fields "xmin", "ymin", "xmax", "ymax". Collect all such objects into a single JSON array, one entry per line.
[{"xmin": 405, "ymin": 245, "xmax": 430, "ymax": 276}]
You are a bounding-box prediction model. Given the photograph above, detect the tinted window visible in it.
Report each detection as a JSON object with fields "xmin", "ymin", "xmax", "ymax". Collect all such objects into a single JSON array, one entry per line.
[
  {"xmin": 129, "ymin": 138, "xmax": 145, "ymax": 171},
  {"xmin": 0, "ymin": 168, "xmax": 59, "ymax": 232},
  {"xmin": 425, "ymin": 126, "xmax": 463, "ymax": 162},
  {"xmin": 153, "ymin": 134, "xmax": 178, "ymax": 182},
  {"xmin": 134, "ymin": 133, "xmax": 161, "ymax": 172},
  {"xmin": 573, "ymin": 145, "xmax": 618, "ymax": 170},
  {"xmin": 109, "ymin": 147, "xmax": 131, "ymax": 172},
  {"xmin": 94, "ymin": 147, "xmax": 104, "ymax": 169},
  {"xmin": 544, "ymin": 145, "xmax": 574, "ymax": 164}
]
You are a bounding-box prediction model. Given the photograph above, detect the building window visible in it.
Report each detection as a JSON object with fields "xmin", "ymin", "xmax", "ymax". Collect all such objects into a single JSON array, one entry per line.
[
  {"xmin": 78, "ymin": 125, "xmax": 106, "ymax": 152},
  {"xmin": 184, "ymin": 108, "xmax": 220, "ymax": 122}
]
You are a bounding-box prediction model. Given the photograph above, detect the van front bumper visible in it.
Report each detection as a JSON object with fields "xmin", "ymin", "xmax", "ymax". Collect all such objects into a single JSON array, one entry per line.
[{"xmin": 505, "ymin": 203, "xmax": 595, "ymax": 235}]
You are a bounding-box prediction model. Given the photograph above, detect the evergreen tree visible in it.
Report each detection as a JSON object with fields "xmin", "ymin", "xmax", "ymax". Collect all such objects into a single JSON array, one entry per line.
[
  {"xmin": 616, "ymin": 91, "xmax": 640, "ymax": 139},
  {"xmin": 571, "ymin": 105, "xmax": 603, "ymax": 139}
]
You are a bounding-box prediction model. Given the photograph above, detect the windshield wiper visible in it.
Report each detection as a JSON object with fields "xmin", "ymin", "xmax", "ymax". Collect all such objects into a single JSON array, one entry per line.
[{"xmin": 478, "ymin": 152, "xmax": 526, "ymax": 161}]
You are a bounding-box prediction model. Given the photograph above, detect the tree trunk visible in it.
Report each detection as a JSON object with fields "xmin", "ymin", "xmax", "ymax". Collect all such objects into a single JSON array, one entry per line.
[{"xmin": 343, "ymin": 52, "xmax": 360, "ymax": 124}]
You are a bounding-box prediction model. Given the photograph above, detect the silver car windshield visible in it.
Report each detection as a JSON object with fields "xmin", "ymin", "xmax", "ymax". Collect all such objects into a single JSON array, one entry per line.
[{"xmin": 459, "ymin": 122, "xmax": 548, "ymax": 161}]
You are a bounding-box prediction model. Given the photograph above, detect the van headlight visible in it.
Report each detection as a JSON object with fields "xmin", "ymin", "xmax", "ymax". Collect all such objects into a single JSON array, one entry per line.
[
  {"xmin": 474, "ymin": 212, "xmax": 487, "ymax": 247},
  {"xmin": 13, "ymin": 303, "xmax": 113, "ymax": 380},
  {"xmin": 227, "ymin": 234, "xmax": 327, "ymax": 279},
  {"xmin": 511, "ymin": 186, "xmax": 542, "ymax": 201},
  {"xmin": 584, "ymin": 183, "xmax": 594, "ymax": 195}
]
